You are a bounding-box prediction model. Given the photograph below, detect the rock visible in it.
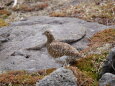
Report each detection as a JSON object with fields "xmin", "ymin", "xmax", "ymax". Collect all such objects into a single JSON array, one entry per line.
[
  {"xmin": 0, "ymin": 16, "xmax": 114, "ymax": 71},
  {"xmin": 0, "ymin": 38, "xmax": 9, "ymax": 43},
  {"xmin": 99, "ymin": 73, "xmax": 115, "ymax": 86},
  {"xmin": 36, "ymin": 67, "xmax": 77, "ymax": 86},
  {"xmin": 100, "ymin": 47, "xmax": 115, "ymax": 76}
]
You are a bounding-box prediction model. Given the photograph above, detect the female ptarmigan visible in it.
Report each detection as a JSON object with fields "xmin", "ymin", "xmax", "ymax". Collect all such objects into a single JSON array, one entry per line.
[{"xmin": 43, "ymin": 30, "xmax": 82, "ymax": 60}]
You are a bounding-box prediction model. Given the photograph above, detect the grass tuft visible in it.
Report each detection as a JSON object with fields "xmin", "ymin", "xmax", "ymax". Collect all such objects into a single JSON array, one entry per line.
[
  {"xmin": 0, "ymin": 10, "xmax": 11, "ymax": 19},
  {"xmin": 89, "ymin": 28, "xmax": 115, "ymax": 46},
  {"xmin": 50, "ymin": 11, "xmax": 67, "ymax": 17},
  {"xmin": 50, "ymin": 1, "xmax": 115, "ymax": 25},
  {"xmin": 0, "ymin": 68, "xmax": 56, "ymax": 86},
  {"xmin": 12, "ymin": 3, "xmax": 48, "ymax": 12},
  {"xmin": 67, "ymin": 66, "xmax": 95, "ymax": 86},
  {"xmin": 0, "ymin": 19, "xmax": 8, "ymax": 27},
  {"xmin": 81, "ymin": 28, "xmax": 115, "ymax": 53},
  {"xmin": 72, "ymin": 52, "xmax": 108, "ymax": 86}
]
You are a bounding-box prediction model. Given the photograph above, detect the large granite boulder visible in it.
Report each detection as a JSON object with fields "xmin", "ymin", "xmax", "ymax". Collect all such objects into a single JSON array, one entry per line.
[
  {"xmin": 36, "ymin": 67, "xmax": 77, "ymax": 86},
  {"xmin": 0, "ymin": 16, "xmax": 114, "ymax": 72}
]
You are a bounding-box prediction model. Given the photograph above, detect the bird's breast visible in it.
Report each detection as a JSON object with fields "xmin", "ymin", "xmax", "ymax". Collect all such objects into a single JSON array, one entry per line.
[{"xmin": 47, "ymin": 45, "xmax": 63, "ymax": 58}]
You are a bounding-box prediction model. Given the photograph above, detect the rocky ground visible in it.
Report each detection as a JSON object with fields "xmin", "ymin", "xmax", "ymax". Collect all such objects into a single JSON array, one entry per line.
[
  {"xmin": 0, "ymin": 0, "xmax": 115, "ymax": 86},
  {"xmin": 0, "ymin": 0, "xmax": 114, "ymax": 25},
  {"xmin": 0, "ymin": 16, "xmax": 114, "ymax": 86},
  {"xmin": 0, "ymin": 16, "xmax": 114, "ymax": 72}
]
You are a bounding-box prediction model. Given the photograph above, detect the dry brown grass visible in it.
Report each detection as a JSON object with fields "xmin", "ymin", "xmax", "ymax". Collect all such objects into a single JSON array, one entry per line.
[
  {"xmin": 12, "ymin": 3, "xmax": 48, "ymax": 12},
  {"xmin": 67, "ymin": 66, "xmax": 94, "ymax": 86},
  {"xmin": 34, "ymin": 3, "xmax": 48, "ymax": 10},
  {"xmin": 12, "ymin": 4, "xmax": 34, "ymax": 12},
  {"xmin": 0, "ymin": 10, "xmax": 9, "ymax": 27},
  {"xmin": 89, "ymin": 28, "xmax": 115, "ymax": 46},
  {"xmin": 0, "ymin": 68, "xmax": 56, "ymax": 86},
  {"xmin": 50, "ymin": 1, "xmax": 115, "ymax": 25},
  {"xmin": 68, "ymin": 52, "xmax": 108, "ymax": 86},
  {"xmin": 0, "ymin": 9, "xmax": 11, "ymax": 19},
  {"xmin": 81, "ymin": 28, "xmax": 115, "ymax": 53},
  {"xmin": 0, "ymin": 10, "xmax": 10, "ymax": 15},
  {"xmin": 50, "ymin": 11, "xmax": 67, "ymax": 17}
]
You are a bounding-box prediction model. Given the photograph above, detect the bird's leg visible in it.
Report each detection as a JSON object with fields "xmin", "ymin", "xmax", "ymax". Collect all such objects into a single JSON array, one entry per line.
[
  {"xmin": 63, "ymin": 60, "xmax": 68, "ymax": 67},
  {"xmin": 55, "ymin": 56, "xmax": 70, "ymax": 67},
  {"xmin": 44, "ymin": 69, "xmax": 47, "ymax": 75},
  {"xmin": 63, "ymin": 56, "xmax": 71, "ymax": 67},
  {"xmin": 63, "ymin": 61, "xmax": 70, "ymax": 67}
]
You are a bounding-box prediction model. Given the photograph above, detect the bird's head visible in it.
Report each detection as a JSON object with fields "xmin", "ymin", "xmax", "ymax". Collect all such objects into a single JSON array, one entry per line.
[
  {"xmin": 42, "ymin": 30, "xmax": 52, "ymax": 36},
  {"xmin": 42, "ymin": 30, "xmax": 55, "ymax": 43}
]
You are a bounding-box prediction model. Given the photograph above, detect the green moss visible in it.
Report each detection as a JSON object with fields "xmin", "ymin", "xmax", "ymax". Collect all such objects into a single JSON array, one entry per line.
[
  {"xmin": 75, "ymin": 52, "xmax": 108, "ymax": 85},
  {"xmin": 75, "ymin": 28, "xmax": 115, "ymax": 85},
  {"xmin": 0, "ymin": 18, "xmax": 8, "ymax": 27}
]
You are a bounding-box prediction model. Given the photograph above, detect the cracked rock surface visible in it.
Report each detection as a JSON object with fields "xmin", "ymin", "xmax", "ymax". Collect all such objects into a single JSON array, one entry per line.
[{"xmin": 0, "ymin": 16, "xmax": 114, "ymax": 72}]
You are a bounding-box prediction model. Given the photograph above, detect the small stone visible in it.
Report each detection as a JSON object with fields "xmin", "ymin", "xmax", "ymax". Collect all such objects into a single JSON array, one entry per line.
[
  {"xmin": 99, "ymin": 73, "xmax": 115, "ymax": 86},
  {"xmin": 36, "ymin": 67, "xmax": 77, "ymax": 86},
  {"xmin": 100, "ymin": 47, "xmax": 115, "ymax": 76}
]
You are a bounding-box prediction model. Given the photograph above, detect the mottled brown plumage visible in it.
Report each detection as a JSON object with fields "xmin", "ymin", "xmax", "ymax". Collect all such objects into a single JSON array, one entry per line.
[{"xmin": 43, "ymin": 30, "xmax": 82, "ymax": 58}]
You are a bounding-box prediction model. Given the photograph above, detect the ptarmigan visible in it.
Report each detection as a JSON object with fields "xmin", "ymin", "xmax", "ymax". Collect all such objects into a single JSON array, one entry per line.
[{"xmin": 43, "ymin": 30, "xmax": 82, "ymax": 64}]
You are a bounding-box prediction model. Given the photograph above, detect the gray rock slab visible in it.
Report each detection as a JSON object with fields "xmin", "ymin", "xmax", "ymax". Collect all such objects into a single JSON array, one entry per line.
[
  {"xmin": 36, "ymin": 67, "xmax": 77, "ymax": 86},
  {"xmin": 100, "ymin": 47, "xmax": 115, "ymax": 76},
  {"xmin": 0, "ymin": 16, "xmax": 114, "ymax": 71},
  {"xmin": 99, "ymin": 73, "xmax": 115, "ymax": 86}
]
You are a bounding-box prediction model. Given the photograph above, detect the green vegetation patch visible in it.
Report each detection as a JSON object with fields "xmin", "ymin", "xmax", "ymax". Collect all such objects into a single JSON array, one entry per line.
[
  {"xmin": 0, "ymin": 19, "xmax": 8, "ymax": 27},
  {"xmin": 67, "ymin": 66, "xmax": 94, "ymax": 86},
  {"xmin": 74, "ymin": 52, "xmax": 108, "ymax": 86},
  {"xmin": 0, "ymin": 10, "xmax": 10, "ymax": 27},
  {"xmin": 0, "ymin": 68, "xmax": 56, "ymax": 86},
  {"xmin": 75, "ymin": 28, "xmax": 115, "ymax": 85}
]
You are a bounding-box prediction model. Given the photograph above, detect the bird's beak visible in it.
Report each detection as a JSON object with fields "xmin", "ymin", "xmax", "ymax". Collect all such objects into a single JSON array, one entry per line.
[{"xmin": 42, "ymin": 32, "xmax": 45, "ymax": 35}]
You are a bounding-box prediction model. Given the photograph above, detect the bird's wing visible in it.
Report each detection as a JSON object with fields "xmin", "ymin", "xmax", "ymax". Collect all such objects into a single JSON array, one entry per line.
[{"xmin": 50, "ymin": 41, "xmax": 78, "ymax": 55}]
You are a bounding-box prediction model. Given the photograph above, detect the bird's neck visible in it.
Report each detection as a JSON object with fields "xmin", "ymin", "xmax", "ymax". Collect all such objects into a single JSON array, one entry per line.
[{"xmin": 46, "ymin": 34, "xmax": 55, "ymax": 44}]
